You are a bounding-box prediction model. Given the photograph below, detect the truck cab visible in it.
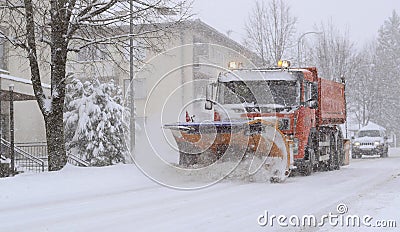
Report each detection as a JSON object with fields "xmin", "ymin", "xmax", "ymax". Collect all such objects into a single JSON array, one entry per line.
[
  {"xmin": 205, "ymin": 64, "xmax": 346, "ymax": 175},
  {"xmin": 352, "ymin": 124, "xmax": 389, "ymax": 158}
]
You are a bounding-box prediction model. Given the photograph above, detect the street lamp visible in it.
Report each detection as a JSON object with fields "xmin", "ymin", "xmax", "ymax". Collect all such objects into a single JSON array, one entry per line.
[
  {"xmin": 297, "ymin": 31, "xmax": 322, "ymax": 67},
  {"xmin": 9, "ymin": 84, "xmax": 14, "ymax": 174}
]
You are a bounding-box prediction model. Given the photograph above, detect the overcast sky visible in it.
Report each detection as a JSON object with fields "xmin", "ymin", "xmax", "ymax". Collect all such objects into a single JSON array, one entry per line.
[{"xmin": 193, "ymin": 0, "xmax": 400, "ymax": 50}]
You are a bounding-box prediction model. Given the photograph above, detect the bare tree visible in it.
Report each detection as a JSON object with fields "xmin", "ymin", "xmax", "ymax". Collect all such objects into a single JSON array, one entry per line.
[
  {"xmin": 0, "ymin": 0, "xmax": 192, "ymax": 171},
  {"xmin": 244, "ymin": 0, "xmax": 297, "ymax": 66},
  {"xmin": 310, "ymin": 21, "xmax": 355, "ymax": 81},
  {"xmin": 346, "ymin": 43, "xmax": 383, "ymax": 127}
]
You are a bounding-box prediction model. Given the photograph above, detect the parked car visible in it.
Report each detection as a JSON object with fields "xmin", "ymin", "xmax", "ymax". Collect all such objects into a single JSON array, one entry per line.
[{"xmin": 352, "ymin": 124, "xmax": 389, "ymax": 158}]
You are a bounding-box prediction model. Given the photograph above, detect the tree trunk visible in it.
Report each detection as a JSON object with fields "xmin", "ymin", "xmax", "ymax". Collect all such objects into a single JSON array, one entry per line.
[{"xmin": 45, "ymin": 110, "xmax": 67, "ymax": 171}]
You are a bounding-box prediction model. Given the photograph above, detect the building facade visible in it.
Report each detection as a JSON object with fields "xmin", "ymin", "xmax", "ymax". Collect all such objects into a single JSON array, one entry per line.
[
  {"xmin": 68, "ymin": 20, "xmax": 261, "ymax": 128},
  {"xmin": 0, "ymin": 34, "xmax": 49, "ymax": 144},
  {"xmin": 0, "ymin": 19, "xmax": 261, "ymax": 145}
]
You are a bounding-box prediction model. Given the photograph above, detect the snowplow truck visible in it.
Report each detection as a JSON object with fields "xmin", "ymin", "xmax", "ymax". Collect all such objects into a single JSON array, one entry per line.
[{"xmin": 165, "ymin": 63, "xmax": 346, "ymax": 181}]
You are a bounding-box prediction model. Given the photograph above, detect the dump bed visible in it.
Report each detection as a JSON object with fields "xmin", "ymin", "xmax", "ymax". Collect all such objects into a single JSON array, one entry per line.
[{"xmin": 317, "ymin": 78, "xmax": 346, "ymax": 125}]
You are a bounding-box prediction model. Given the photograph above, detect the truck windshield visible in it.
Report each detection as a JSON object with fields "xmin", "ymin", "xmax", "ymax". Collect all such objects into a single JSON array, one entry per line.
[
  {"xmin": 358, "ymin": 130, "xmax": 381, "ymax": 137},
  {"xmin": 218, "ymin": 80, "xmax": 299, "ymax": 107}
]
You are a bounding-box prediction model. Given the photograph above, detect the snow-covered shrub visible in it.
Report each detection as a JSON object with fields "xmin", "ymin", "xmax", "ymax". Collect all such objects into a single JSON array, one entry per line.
[{"xmin": 64, "ymin": 79, "xmax": 129, "ymax": 166}]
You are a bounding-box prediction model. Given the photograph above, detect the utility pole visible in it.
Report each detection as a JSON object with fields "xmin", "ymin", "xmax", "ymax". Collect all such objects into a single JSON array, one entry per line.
[
  {"xmin": 129, "ymin": 0, "xmax": 136, "ymax": 158},
  {"xmin": 0, "ymin": 84, "xmax": 2, "ymax": 157}
]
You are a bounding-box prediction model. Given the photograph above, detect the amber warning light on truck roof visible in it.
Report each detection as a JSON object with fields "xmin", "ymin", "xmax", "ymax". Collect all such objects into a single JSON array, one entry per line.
[
  {"xmin": 228, "ymin": 61, "xmax": 242, "ymax": 69},
  {"xmin": 277, "ymin": 60, "xmax": 291, "ymax": 68}
]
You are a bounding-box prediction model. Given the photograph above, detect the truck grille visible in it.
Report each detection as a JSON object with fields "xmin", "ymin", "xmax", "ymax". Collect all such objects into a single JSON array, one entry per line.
[{"xmin": 360, "ymin": 142, "xmax": 374, "ymax": 146}]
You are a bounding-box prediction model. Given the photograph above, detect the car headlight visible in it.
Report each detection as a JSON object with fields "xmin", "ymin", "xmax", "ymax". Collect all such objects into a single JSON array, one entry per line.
[
  {"xmin": 374, "ymin": 141, "xmax": 381, "ymax": 146},
  {"xmin": 354, "ymin": 142, "xmax": 360, "ymax": 146}
]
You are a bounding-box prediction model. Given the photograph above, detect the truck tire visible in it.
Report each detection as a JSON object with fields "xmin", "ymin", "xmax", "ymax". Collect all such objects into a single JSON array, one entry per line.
[
  {"xmin": 352, "ymin": 153, "xmax": 362, "ymax": 159},
  {"xmin": 298, "ymin": 132, "xmax": 317, "ymax": 176},
  {"xmin": 328, "ymin": 132, "xmax": 340, "ymax": 171},
  {"xmin": 337, "ymin": 131, "xmax": 345, "ymax": 166},
  {"xmin": 379, "ymin": 149, "xmax": 384, "ymax": 158},
  {"xmin": 302, "ymin": 148, "xmax": 314, "ymax": 176}
]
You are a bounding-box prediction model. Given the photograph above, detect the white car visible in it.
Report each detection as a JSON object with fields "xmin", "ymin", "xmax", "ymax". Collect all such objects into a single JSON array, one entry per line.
[{"xmin": 352, "ymin": 128, "xmax": 389, "ymax": 158}]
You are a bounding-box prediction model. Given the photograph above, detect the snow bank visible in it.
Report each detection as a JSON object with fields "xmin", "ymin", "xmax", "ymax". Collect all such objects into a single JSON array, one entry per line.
[
  {"xmin": 0, "ymin": 152, "xmax": 399, "ymax": 231},
  {"xmin": 0, "ymin": 164, "xmax": 152, "ymax": 211}
]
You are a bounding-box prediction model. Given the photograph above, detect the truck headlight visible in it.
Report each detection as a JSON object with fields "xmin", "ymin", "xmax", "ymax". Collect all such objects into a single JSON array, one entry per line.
[
  {"xmin": 374, "ymin": 141, "xmax": 380, "ymax": 146},
  {"xmin": 354, "ymin": 142, "xmax": 360, "ymax": 146},
  {"xmin": 278, "ymin": 118, "xmax": 290, "ymax": 131},
  {"xmin": 293, "ymin": 138, "xmax": 299, "ymax": 155}
]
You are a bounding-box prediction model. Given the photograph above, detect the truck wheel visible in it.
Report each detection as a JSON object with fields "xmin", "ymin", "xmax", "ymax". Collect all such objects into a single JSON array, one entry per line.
[
  {"xmin": 328, "ymin": 132, "xmax": 340, "ymax": 171},
  {"xmin": 302, "ymin": 148, "xmax": 314, "ymax": 176},
  {"xmin": 300, "ymin": 133, "xmax": 317, "ymax": 176},
  {"xmin": 337, "ymin": 131, "xmax": 345, "ymax": 166}
]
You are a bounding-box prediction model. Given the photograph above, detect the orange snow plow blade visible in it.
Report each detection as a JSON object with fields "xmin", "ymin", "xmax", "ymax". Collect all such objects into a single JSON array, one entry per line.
[{"xmin": 164, "ymin": 119, "xmax": 294, "ymax": 182}]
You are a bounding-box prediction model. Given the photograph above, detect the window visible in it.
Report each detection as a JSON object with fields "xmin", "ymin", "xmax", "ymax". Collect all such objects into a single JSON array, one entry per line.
[
  {"xmin": 218, "ymin": 80, "xmax": 299, "ymax": 107},
  {"xmin": 78, "ymin": 44, "xmax": 109, "ymax": 62},
  {"xmin": 0, "ymin": 36, "xmax": 5, "ymax": 70},
  {"xmin": 123, "ymin": 39, "xmax": 147, "ymax": 62},
  {"xmin": 135, "ymin": 39, "xmax": 147, "ymax": 61},
  {"xmin": 304, "ymin": 81, "xmax": 314, "ymax": 107},
  {"xmin": 124, "ymin": 78, "xmax": 146, "ymax": 99},
  {"xmin": 193, "ymin": 37, "xmax": 209, "ymax": 68},
  {"xmin": 97, "ymin": 75, "xmax": 118, "ymax": 83}
]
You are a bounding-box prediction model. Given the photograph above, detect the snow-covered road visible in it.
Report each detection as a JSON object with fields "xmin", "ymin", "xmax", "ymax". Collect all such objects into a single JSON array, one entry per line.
[{"xmin": 1, "ymin": 150, "xmax": 399, "ymax": 232}]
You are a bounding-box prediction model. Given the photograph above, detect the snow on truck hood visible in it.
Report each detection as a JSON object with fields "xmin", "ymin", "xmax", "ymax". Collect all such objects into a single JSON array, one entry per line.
[{"xmin": 219, "ymin": 70, "xmax": 297, "ymax": 82}]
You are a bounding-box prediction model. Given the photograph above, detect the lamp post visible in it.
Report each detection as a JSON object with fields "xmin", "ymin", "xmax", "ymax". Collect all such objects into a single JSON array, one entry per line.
[
  {"xmin": 9, "ymin": 84, "xmax": 14, "ymax": 174},
  {"xmin": 297, "ymin": 31, "xmax": 322, "ymax": 67}
]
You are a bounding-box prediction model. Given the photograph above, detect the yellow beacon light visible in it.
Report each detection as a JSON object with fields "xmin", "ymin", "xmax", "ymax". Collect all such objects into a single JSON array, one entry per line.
[
  {"xmin": 278, "ymin": 60, "xmax": 291, "ymax": 68},
  {"xmin": 228, "ymin": 61, "xmax": 242, "ymax": 70}
]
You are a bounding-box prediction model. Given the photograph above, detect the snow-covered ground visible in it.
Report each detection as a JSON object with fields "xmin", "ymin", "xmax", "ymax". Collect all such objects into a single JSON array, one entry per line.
[{"xmin": 1, "ymin": 149, "xmax": 400, "ymax": 231}]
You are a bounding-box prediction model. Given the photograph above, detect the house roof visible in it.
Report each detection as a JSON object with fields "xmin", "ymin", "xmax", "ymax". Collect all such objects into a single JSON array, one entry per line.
[
  {"xmin": 187, "ymin": 19, "xmax": 263, "ymax": 66},
  {"xmin": 116, "ymin": 19, "xmax": 263, "ymax": 66},
  {"xmin": 359, "ymin": 122, "xmax": 386, "ymax": 131},
  {"xmin": 0, "ymin": 72, "xmax": 50, "ymax": 101}
]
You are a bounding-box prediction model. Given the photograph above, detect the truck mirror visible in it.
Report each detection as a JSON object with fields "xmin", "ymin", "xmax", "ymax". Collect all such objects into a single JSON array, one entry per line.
[
  {"xmin": 205, "ymin": 83, "xmax": 214, "ymax": 110},
  {"xmin": 310, "ymin": 100, "xmax": 318, "ymax": 109},
  {"xmin": 311, "ymin": 82, "xmax": 318, "ymax": 101},
  {"xmin": 205, "ymin": 100, "xmax": 213, "ymax": 110}
]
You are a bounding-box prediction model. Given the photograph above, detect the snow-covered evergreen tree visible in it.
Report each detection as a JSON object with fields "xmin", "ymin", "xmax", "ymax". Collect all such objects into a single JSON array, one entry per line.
[
  {"xmin": 374, "ymin": 10, "xmax": 400, "ymax": 137},
  {"xmin": 64, "ymin": 79, "xmax": 129, "ymax": 166}
]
